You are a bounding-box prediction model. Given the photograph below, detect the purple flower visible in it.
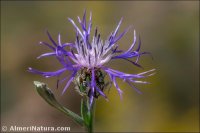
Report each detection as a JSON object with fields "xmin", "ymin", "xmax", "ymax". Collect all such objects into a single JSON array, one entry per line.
[{"xmin": 29, "ymin": 11, "xmax": 155, "ymax": 107}]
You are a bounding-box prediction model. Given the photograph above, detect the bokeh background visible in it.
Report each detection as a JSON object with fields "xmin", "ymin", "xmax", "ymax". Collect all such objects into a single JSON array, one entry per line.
[{"xmin": 1, "ymin": 1, "xmax": 199, "ymax": 132}]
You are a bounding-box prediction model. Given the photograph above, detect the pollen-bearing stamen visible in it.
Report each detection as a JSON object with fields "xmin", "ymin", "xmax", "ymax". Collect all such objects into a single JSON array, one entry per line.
[{"xmin": 28, "ymin": 11, "xmax": 155, "ymax": 108}]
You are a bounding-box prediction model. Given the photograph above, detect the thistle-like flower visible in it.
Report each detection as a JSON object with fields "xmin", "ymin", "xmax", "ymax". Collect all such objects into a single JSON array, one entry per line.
[{"xmin": 29, "ymin": 11, "xmax": 155, "ymax": 107}]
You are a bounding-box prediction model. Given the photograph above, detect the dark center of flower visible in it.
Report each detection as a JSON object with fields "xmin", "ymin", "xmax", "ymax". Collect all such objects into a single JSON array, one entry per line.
[{"xmin": 74, "ymin": 67, "xmax": 106, "ymax": 98}]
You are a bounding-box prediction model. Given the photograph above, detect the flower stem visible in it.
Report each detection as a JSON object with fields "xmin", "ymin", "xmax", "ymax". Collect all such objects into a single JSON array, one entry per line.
[
  {"xmin": 81, "ymin": 98, "xmax": 96, "ymax": 133},
  {"xmin": 88, "ymin": 99, "xmax": 95, "ymax": 133}
]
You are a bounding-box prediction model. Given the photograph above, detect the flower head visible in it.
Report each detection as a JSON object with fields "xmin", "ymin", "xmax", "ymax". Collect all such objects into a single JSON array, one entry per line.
[{"xmin": 29, "ymin": 11, "xmax": 155, "ymax": 107}]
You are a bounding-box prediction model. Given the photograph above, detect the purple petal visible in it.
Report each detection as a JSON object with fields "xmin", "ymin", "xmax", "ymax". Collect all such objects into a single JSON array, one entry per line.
[
  {"xmin": 103, "ymin": 67, "xmax": 145, "ymax": 79},
  {"xmin": 78, "ymin": 16, "xmax": 87, "ymax": 31},
  {"xmin": 111, "ymin": 52, "xmax": 138, "ymax": 60},
  {"xmin": 89, "ymin": 69, "xmax": 95, "ymax": 107},
  {"xmin": 137, "ymin": 69, "xmax": 156, "ymax": 76},
  {"xmin": 112, "ymin": 45, "xmax": 123, "ymax": 54},
  {"xmin": 136, "ymin": 35, "xmax": 141, "ymax": 52},
  {"xmin": 129, "ymin": 79, "xmax": 150, "ymax": 84},
  {"xmin": 87, "ymin": 12, "xmax": 92, "ymax": 35},
  {"xmin": 77, "ymin": 16, "xmax": 82, "ymax": 24},
  {"xmin": 39, "ymin": 41, "xmax": 55, "ymax": 50},
  {"xmin": 126, "ymin": 80, "xmax": 142, "ymax": 94},
  {"xmin": 28, "ymin": 67, "xmax": 67, "ymax": 78},
  {"xmin": 96, "ymin": 86, "xmax": 108, "ymax": 101},
  {"xmin": 147, "ymin": 72, "xmax": 156, "ymax": 77},
  {"xmin": 37, "ymin": 52, "xmax": 56, "ymax": 59},
  {"xmin": 62, "ymin": 70, "xmax": 78, "ymax": 94},
  {"xmin": 108, "ymin": 74, "xmax": 123, "ymax": 99},
  {"xmin": 55, "ymin": 47, "xmax": 63, "ymax": 57},
  {"xmin": 64, "ymin": 56, "xmax": 73, "ymax": 66},
  {"xmin": 58, "ymin": 33, "xmax": 61, "ymax": 46},
  {"xmin": 46, "ymin": 30, "xmax": 57, "ymax": 46},
  {"xmin": 111, "ymin": 30, "xmax": 137, "ymax": 62},
  {"xmin": 62, "ymin": 43, "xmax": 76, "ymax": 48},
  {"xmin": 68, "ymin": 18, "xmax": 84, "ymax": 39},
  {"xmin": 112, "ymin": 17, "xmax": 123, "ymax": 38},
  {"xmin": 82, "ymin": 10, "xmax": 86, "ymax": 28},
  {"xmin": 124, "ymin": 30, "xmax": 137, "ymax": 53},
  {"xmin": 110, "ymin": 26, "xmax": 131, "ymax": 45},
  {"xmin": 55, "ymin": 56, "xmax": 73, "ymax": 70},
  {"xmin": 118, "ymin": 58, "xmax": 143, "ymax": 69},
  {"xmin": 135, "ymin": 52, "xmax": 153, "ymax": 63}
]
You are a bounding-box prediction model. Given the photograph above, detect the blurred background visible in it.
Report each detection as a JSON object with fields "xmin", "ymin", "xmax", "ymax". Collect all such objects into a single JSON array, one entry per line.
[{"xmin": 1, "ymin": 1, "xmax": 199, "ymax": 132}]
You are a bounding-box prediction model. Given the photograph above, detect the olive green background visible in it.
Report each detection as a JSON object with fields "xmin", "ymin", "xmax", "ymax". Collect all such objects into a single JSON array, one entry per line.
[{"xmin": 1, "ymin": 1, "xmax": 199, "ymax": 132}]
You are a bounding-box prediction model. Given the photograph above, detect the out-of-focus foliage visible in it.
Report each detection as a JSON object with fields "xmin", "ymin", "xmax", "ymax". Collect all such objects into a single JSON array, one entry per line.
[{"xmin": 1, "ymin": 1, "xmax": 199, "ymax": 132}]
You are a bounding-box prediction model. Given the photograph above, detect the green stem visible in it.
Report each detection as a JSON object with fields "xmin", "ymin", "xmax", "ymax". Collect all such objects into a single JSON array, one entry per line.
[
  {"xmin": 88, "ymin": 99, "xmax": 96, "ymax": 133},
  {"xmin": 81, "ymin": 98, "xmax": 96, "ymax": 133}
]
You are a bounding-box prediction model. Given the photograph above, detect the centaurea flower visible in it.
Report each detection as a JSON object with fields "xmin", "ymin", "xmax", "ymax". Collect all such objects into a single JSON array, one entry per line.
[{"xmin": 29, "ymin": 11, "xmax": 155, "ymax": 108}]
